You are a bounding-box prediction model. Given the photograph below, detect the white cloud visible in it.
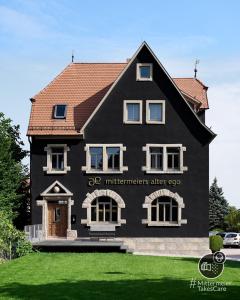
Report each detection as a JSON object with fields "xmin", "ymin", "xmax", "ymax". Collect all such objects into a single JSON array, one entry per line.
[{"xmin": 0, "ymin": 5, "xmax": 47, "ymax": 38}]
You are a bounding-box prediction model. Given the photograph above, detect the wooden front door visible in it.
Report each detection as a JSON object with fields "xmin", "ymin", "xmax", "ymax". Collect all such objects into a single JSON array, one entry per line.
[{"xmin": 48, "ymin": 202, "xmax": 67, "ymax": 237}]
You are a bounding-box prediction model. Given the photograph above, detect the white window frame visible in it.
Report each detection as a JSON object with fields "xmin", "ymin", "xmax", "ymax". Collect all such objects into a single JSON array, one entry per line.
[
  {"xmin": 54, "ymin": 104, "xmax": 67, "ymax": 119},
  {"xmin": 43, "ymin": 144, "xmax": 71, "ymax": 174},
  {"xmin": 82, "ymin": 144, "xmax": 128, "ymax": 174},
  {"xmin": 90, "ymin": 197, "xmax": 118, "ymax": 223},
  {"xmin": 136, "ymin": 63, "xmax": 153, "ymax": 81},
  {"xmin": 81, "ymin": 189, "xmax": 126, "ymax": 231},
  {"xmin": 146, "ymin": 100, "xmax": 165, "ymax": 124},
  {"xmin": 142, "ymin": 189, "xmax": 187, "ymax": 227},
  {"xmin": 123, "ymin": 100, "xmax": 142, "ymax": 124},
  {"xmin": 142, "ymin": 144, "xmax": 188, "ymax": 174}
]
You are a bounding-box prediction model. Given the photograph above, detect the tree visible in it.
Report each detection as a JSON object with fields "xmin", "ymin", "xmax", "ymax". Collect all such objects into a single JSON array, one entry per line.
[
  {"xmin": 0, "ymin": 112, "xmax": 29, "ymax": 222},
  {"xmin": 209, "ymin": 178, "xmax": 229, "ymax": 230},
  {"xmin": 225, "ymin": 206, "xmax": 240, "ymax": 232}
]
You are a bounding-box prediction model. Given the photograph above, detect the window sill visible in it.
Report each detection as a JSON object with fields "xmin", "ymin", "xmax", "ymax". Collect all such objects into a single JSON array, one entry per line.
[
  {"xmin": 143, "ymin": 169, "xmax": 184, "ymax": 174},
  {"xmin": 136, "ymin": 78, "xmax": 152, "ymax": 81},
  {"xmin": 142, "ymin": 220, "xmax": 181, "ymax": 227},
  {"xmin": 145, "ymin": 120, "xmax": 165, "ymax": 124},
  {"xmin": 123, "ymin": 121, "xmax": 142, "ymax": 124},
  {"xmin": 83, "ymin": 169, "xmax": 128, "ymax": 174}
]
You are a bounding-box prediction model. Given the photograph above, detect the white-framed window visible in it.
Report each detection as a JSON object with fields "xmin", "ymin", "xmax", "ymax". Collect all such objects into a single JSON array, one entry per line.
[
  {"xmin": 146, "ymin": 100, "xmax": 165, "ymax": 124},
  {"xmin": 43, "ymin": 144, "xmax": 71, "ymax": 174},
  {"xmin": 151, "ymin": 197, "xmax": 178, "ymax": 223},
  {"xmin": 123, "ymin": 100, "xmax": 142, "ymax": 124},
  {"xmin": 136, "ymin": 63, "xmax": 153, "ymax": 81},
  {"xmin": 142, "ymin": 189, "xmax": 187, "ymax": 226},
  {"xmin": 54, "ymin": 104, "xmax": 67, "ymax": 119},
  {"xmin": 82, "ymin": 144, "xmax": 128, "ymax": 174},
  {"xmin": 142, "ymin": 144, "xmax": 188, "ymax": 174},
  {"xmin": 91, "ymin": 197, "xmax": 118, "ymax": 223},
  {"xmin": 81, "ymin": 189, "xmax": 126, "ymax": 231}
]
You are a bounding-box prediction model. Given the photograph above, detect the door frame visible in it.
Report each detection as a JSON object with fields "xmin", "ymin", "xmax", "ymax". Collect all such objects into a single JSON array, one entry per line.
[{"xmin": 36, "ymin": 181, "xmax": 77, "ymax": 240}]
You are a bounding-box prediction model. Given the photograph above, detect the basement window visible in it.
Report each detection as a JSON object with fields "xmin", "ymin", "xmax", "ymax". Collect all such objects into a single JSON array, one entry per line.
[{"xmin": 54, "ymin": 105, "xmax": 67, "ymax": 119}]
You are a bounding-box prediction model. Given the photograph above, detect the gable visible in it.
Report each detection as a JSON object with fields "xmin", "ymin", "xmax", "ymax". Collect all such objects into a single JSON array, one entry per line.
[
  {"xmin": 27, "ymin": 42, "xmax": 214, "ymax": 141},
  {"xmin": 40, "ymin": 180, "xmax": 73, "ymax": 197},
  {"xmin": 82, "ymin": 42, "xmax": 216, "ymax": 144}
]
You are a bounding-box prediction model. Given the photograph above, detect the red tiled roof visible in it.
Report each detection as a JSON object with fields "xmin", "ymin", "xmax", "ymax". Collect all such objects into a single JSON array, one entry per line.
[
  {"xmin": 173, "ymin": 78, "xmax": 209, "ymax": 109},
  {"xmin": 27, "ymin": 63, "xmax": 209, "ymax": 136}
]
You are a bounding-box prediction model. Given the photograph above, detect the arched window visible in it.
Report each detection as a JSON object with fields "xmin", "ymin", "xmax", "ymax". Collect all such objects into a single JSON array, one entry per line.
[
  {"xmin": 81, "ymin": 189, "xmax": 126, "ymax": 230},
  {"xmin": 151, "ymin": 196, "xmax": 178, "ymax": 223},
  {"xmin": 142, "ymin": 189, "xmax": 187, "ymax": 226},
  {"xmin": 91, "ymin": 196, "xmax": 118, "ymax": 223}
]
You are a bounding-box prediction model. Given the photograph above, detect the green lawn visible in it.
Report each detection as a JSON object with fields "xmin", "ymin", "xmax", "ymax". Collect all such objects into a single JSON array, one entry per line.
[{"xmin": 0, "ymin": 253, "xmax": 239, "ymax": 300}]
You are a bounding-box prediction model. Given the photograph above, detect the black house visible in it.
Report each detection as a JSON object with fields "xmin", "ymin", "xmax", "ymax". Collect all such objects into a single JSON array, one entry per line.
[{"xmin": 27, "ymin": 42, "xmax": 216, "ymax": 255}]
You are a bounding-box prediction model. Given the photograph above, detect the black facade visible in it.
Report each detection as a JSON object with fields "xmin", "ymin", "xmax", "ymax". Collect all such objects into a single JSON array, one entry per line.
[{"xmin": 30, "ymin": 44, "xmax": 215, "ymax": 238}]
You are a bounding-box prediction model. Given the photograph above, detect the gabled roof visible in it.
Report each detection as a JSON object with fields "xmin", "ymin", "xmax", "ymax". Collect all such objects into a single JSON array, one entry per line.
[{"xmin": 27, "ymin": 42, "xmax": 212, "ymax": 137}]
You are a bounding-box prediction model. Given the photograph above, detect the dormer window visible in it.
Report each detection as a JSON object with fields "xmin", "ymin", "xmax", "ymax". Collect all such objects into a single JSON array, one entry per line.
[
  {"xmin": 136, "ymin": 63, "xmax": 152, "ymax": 81},
  {"xmin": 54, "ymin": 104, "xmax": 67, "ymax": 119}
]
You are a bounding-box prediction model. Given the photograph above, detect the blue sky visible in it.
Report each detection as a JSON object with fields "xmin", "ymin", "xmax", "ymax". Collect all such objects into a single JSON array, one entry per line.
[{"xmin": 1, "ymin": 0, "xmax": 240, "ymax": 207}]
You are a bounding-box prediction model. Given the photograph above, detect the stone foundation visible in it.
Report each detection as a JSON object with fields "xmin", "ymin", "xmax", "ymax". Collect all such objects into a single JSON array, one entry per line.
[{"xmin": 116, "ymin": 237, "xmax": 210, "ymax": 257}]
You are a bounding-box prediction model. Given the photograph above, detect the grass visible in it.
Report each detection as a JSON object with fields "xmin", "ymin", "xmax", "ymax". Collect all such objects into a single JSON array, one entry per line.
[{"xmin": 0, "ymin": 253, "xmax": 239, "ymax": 300}]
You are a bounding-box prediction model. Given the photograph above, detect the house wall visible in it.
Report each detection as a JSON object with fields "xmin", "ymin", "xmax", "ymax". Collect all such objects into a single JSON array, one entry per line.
[{"xmin": 30, "ymin": 46, "xmax": 210, "ymax": 238}]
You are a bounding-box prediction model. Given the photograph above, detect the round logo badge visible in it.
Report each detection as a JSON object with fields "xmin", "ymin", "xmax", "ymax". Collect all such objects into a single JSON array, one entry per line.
[{"xmin": 198, "ymin": 252, "xmax": 225, "ymax": 279}]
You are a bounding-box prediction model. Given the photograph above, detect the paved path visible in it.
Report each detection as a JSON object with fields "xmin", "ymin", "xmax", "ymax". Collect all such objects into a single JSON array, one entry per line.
[{"xmin": 222, "ymin": 248, "xmax": 240, "ymax": 261}]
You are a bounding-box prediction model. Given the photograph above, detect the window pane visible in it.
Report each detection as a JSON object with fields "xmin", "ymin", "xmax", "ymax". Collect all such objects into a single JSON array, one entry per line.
[
  {"xmin": 127, "ymin": 103, "xmax": 140, "ymax": 121},
  {"xmin": 52, "ymin": 154, "xmax": 57, "ymax": 169},
  {"xmin": 150, "ymin": 147, "xmax": 163, "ymax": 170},
  {"xmin": 140, "ymin": 66, "xmax": 151, "ymax": 78},
  {"xmin": 167, "ymin": 147, "xmax": 180, "ymax": 170},
  {"xmin": 149, "ymin": 103, "xmax": 162, "ymax": 122},
  {"xmin": 165, "ymin": 204, "xmax": 170, "ymax": 221},
  {"xmin": 105, "ymin": 203, "xmax": 110, "ymax": 221},
  {"xmin": 158, "ymin": 204, "xmax": 164, "ymax": 221},
  {"xmin": 54, "ymin": 105, "xmax": 66, "ymax": 118},
  {"xmin": 90, "ymin": 147, "xmax": 103, "ymax": 170},
  {"xmin": 54, "ymin": 208, "xmax": 61, "ymax": 222},
  {"xmin": 112, "ymin": 207, "xmax": 118, "ymax": 222},
  {"xmin": 172, "ymin": 206, "xmax": 178, "ymax": 222},
  {"xmin": 91, "ymin": 207, "xmax": 96, "ymax": 221},
  {"xmin": 107, "ymin": 147, "xmax": 120, "ymax": 170},
  {"xmin": 52, "ymin": 148, "xmax": 64, "ymax": 154},
  {"xmin": 151, "ymin": 206, "xmax": 157, "ymax": 221},
  {"xmin": 98, "ymin": 204, "xmax": 104, "ymax": 221}
]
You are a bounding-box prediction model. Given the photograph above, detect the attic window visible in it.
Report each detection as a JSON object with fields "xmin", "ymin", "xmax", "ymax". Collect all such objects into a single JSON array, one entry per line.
[
  {"xmin": 54, "ymin": 105, "xmax": 67, "ymax": 119},
  {"xmin": 136, "ymin": 63, "xmax": 152, "ymax": 81}
]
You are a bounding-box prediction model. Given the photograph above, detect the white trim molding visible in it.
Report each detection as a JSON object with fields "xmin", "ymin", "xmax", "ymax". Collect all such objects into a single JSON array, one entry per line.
[
  {"xmin": 123, "ymin": 100, "xmax": 142, "ymax": 124},
  {"xmin": 136, "ymin": 63, "xmax": 153, "ymax": 81},
  {"xmin": 146, "ymin": 100, "xmax": 165, "ymax": 124},
  {"xmin": 142, "ymin": 144, "xmax": 188, "ymax": 174},
  {"xmin": 43, "ymin": 144, "xmax": 71, "ymax": 174},
  {"xmin": 82, "ymin": 144, "xmax": 128, "ymax": 174},
  {"xmin": 81, "ymin": 189, "xmax": 126, "ymax": 230},
  {"xmin": 142, "ymin": 189, "xmax": 187, "ymax": 226}
]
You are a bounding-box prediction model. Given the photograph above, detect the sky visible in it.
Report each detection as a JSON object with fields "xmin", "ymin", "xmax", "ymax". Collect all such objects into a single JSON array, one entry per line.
[{"xmin": 0, "ymin": 0, "xmax": 240, "ymax": 207}]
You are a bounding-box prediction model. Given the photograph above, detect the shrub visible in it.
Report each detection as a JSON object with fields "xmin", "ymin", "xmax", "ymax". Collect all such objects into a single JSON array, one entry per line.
[
  {"xmin": 209, "ymin": 235, "xmax": 223, "ymax": 253},
  {"xmin": 0, "ymin": 211, "xmax": 32, "ymax": 260}
]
